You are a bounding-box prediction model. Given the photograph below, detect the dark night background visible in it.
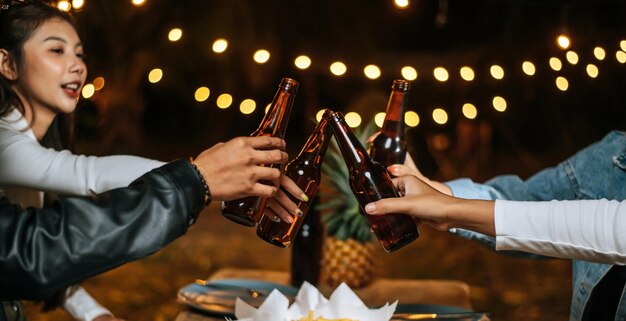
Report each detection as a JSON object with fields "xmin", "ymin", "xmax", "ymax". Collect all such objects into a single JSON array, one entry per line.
[{"xmin": 27, "ymin": 0, "xmax": 626, "ymax": 320}]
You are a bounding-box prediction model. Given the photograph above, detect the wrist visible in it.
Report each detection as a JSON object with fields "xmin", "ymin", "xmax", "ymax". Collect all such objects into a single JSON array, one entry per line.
[
  {"xmin": 188, "ymin": 159, "xmax": 211, "ymax": 207},
  {"xmin": 447, "ymin": 199, "xmax": 496, "ymax": 237}
]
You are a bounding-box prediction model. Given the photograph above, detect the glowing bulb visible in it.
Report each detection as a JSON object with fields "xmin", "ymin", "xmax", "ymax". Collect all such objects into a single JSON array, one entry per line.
[
  {"xmin": 194, "ymin": 87, "xmax": 210, "ymax": 102},
  {"xmin": 240, "ymin": 99, "xmax": 256, "ymax": 114},
  {"xmin": 492, "ymin": 96, "xmax": 507, "ymax": 112},
  {"xmin": 405, "ymin": 111, "xmax": 419, "ymax": 127},
  {"xmin": 433, "ymin": 67, "xmax": 449, "ymax": 82},
  {"xmin": 364, "ymin": 64, "xmax": 381, "ymax": 79},
  {"xmin": 374, "ymin": 112, "xmax": 386, "ymax": 128},
  {"xmin": 212, "ymin": 39, "xmax": 228, "ymax": 53},
  {"xmin": 253, "ymin": 49, "xmax": 270, "ymax": 64},
  {"xmin": 556, "ymin": 76, "xmax": 569, "ymax": 91},
  {"xmin": 330, "ymin": 61, "xmax": 347, "ymax": 76},
  {"xmin": 57, "ymin": 1, "xmax": 71, "ymax": 11},
  {"xmin": 168, "ymin": 28, "xmax": 182, "ymax": 42},
  {"xmin": 566, "ymin": 51, "xmax": 579, "ymax": 65},
  {"xmin": 617, "ymin": 51, "xmax": 626, "ymax": 64},
  {"xmin": 71, "ymin": 0, "xmax": 84, "ymax": 9},
  {"xmin": 549, "ymin": 57, "xmax": 562, "ymax": 71},
  {"xmin": 295, "ymin": 55, "xmax": 312, "ymax": 69},
  {"xmin": 92, "ymin": 77, "xmax": 105, "ymax": 91},
  {"xmin": 586, "ymin": 64, "xmax": 599, "ymax": 78},
  {"xmin": 594, "ymin": 47, "xmax": 606, "ymax": 61},
  {"xmin": 216, "ymin": 94, "xmax": 232, "ymax": 109},
  {"xmin": 394, "ymin": 0, "xmax": 410, "ymax": 9},
  {"xmin": 557, "ymin": 34, "xmax": 570, "ymax": 49},
  {"xmin": 81, "ymin": 84, "xmax": 95, "ymax": 99},
  {"xmin": 316, "ymin": 109, "xmax": 327, "ymax": 122},
  {"xmin": 620, "ymin": 40, "xmax": 626, "ymax": 52},
  {"xmin": 460, "ymin": 66, "xmax": 475, "ymax": 81},
  {"xmin": 490, "ymin": 65, "xmax": 504, "ymax": 80},
  {"xmin": 131, "ymin": 0, "xmax": 146, "ymax": 6},
  {"xmin": 148, "ymin": 68, "xmax": 163, "ymax": 83},
  {"xmin": 432, "ymin": 108, "xmax": 448, "ymax": 125},
  {"xmin": 462, "ymin": 103, "xmax": 477, "ymax": 119},
  {"xmin": 344, "ymin": 112, "xmax": 362, "ymax": 128},
  {"xmin": 522, "ymin": 61, "xmax": 536, "ymax": 76},
  {"xmin": 401, "ymin": 66, "xmax": 418, "ymax": 80}
]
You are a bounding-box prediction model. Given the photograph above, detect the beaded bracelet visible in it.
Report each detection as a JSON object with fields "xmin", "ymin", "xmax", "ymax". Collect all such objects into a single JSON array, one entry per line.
[{"xmin": 189, "ymin": 160, "xmax": 211, "ymax": 206}]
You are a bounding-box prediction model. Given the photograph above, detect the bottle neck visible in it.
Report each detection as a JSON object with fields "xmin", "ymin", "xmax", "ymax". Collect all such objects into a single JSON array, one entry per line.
[
  {"xmin": 329, "ymin": 112, "xmax": 369, "ymax": 166},
  {"xmin": 298, "ymin": 117, "xmax": 332, "ymax": 166},
  {"xmin": 381, "ymin": 89, "xmax": 408, "ymax": 137},
  {"xmin": 257, "ymin": 80, "xmax": 298, "ymax": 137}
]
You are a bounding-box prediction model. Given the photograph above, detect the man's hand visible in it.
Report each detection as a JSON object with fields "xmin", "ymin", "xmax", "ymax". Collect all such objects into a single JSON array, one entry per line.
[{"xmin": 192, "ymin": 136, "xmax": 288, "ymax": 201}]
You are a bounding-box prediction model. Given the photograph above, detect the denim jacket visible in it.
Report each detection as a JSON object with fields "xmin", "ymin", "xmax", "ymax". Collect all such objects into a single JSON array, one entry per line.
[{"xmin": 445, "ymin": 130, "xmax": 626, "ymax": 321}]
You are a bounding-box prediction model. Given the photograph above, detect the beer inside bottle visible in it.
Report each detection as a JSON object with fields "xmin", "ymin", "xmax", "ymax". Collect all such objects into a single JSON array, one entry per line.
[
  {"xmin": 221, "ymin": 78, "xmax": 299, "ymax": 226},
  {"xmin": 329, "ymin": 111, "xmax": 419, "ymax": 253},
  {"xmin": 256, "ymin": 109, "xmax": 332, "ymax": 248},
  {"xmin": 369, "ymin": 79, "xmax": 410, "ymax": 168}
]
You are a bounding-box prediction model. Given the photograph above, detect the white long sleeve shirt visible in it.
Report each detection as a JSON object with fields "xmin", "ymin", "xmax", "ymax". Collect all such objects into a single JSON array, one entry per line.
[
  {"xmin": 0, "ymin": 108, "xmax": 165, "ymax": 321},
  {"xmin": 495, "ymin": 199, "xmax": 626, "ymax": 265}
]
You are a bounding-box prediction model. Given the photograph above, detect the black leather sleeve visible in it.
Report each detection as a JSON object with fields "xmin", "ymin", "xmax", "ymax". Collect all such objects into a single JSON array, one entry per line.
[{"xmin": 0, "ymin": 159, "xmax": 206, "ymax": 301}]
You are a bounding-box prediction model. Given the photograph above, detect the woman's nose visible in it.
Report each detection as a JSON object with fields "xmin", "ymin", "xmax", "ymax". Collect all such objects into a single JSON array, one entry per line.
[{"xmin": 69, "ymin": 58, "xmax": 86, "ymax": 75}]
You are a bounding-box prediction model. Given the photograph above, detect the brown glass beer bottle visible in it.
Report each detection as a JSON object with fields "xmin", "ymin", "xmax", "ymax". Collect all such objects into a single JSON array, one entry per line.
[
  {"xmin": 328, "ymin": 111, "xmax": 419, "ymax": 253},
  {"xmin": 221, "ymin": 78, "xmax": 299, "ymax": 226},
  {"xmin": 369, "ymin": 79, "xmax": 410, "ymax": 168},
  {"xmin": 256, "ymin": 109, "xmax": 332, "ymax": 248}
]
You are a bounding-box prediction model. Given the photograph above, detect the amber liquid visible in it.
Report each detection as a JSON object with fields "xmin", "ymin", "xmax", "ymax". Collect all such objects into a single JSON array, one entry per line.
[
  {"xmin": 350, "ymin": 161, "xmax": 419, "ymax": 252},
  {"xmin": 369, "ymin": 120, "xmax": 407, "ymax": 168}
]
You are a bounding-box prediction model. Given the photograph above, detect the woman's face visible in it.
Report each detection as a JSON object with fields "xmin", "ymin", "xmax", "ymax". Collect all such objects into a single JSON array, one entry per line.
[{"xmin": 14, "ymin": 18, "xmax": 87, "ymax": 117}]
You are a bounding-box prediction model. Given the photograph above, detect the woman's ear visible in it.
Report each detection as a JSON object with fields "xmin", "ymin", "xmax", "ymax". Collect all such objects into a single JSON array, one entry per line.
[{"xmin": 0, "ymin": 49, "xmax": 18, "ymax": 81}]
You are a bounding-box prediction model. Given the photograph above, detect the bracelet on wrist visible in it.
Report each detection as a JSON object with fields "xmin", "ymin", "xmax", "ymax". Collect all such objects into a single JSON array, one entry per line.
[{"xmin": 188, "ymin": 159, "xmax": 211, "ymax": 206}]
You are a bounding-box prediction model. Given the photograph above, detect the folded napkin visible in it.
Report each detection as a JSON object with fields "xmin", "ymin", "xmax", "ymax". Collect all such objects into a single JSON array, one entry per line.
[{"xmin": 235, "ymin": 281, "xmax": 397, "ymax": 321}]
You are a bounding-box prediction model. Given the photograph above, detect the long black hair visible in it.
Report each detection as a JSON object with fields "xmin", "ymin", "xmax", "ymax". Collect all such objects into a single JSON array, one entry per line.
[
  {"xmin": 0, "ymin": 1, "xmax": 77, "ymax": 151},
  {"xmin": 0, "ymin": 0, "xmax": 79, "ymax": 310}
]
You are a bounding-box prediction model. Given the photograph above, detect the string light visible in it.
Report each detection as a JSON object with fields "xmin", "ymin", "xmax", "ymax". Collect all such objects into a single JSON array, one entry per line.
[
  {"xmin": 316, "ymin": 109, "xmax": 326, "ymax": 122},
  {"xmin": 586, "ymin": 64, "xmax": 599, "ymax": 78},
  {"xmin": 240, "ymin": 99, "xmax": 256, "ymax": 114},
  {"xmin": 594, "ymin": 47, "xmax": 606, "ymax": 60},
  {"xmin": 374, "ymin": 112, "xmax": 386, "ymax": 127},
  {"xmin": 265, "ymin": 104, "xmax": 271, "ymax": 113},
  {"xmin": 93, "ymin": 77, "xmax": 105, "ymax": 91},
  {"xmin": 462, "ymin": 103, "xmax": 477, "ymax": 119},
  {"xmin": 566, "ymin": 51, "xmax": 579, "ymax": 65},
  {"xmin": 148, "ymin": 68, "xmax": 163, "ymax": 83},
  {"xmin": 492, "ymin": 96, "xmax": 507, "ymax": 112},
  {"xmin": 330, "ymin": 61, "xmax": 347, "ymax": 76},
  {"xmin": 364, "ymin": 64, "xmax": 381, "ymax": 79},
  {"xmin": 71, "ymin": 0, "xmax": 84, "ymax": 10},
  {"xmin": 432, "ymin": 108, "xmax": 448, "ymax": 125},
  {"xmin": 344, "ymin": 112, "xmax": 362, "ymax": 128},
  {"xmin": 617, "ymin": 51, "xmax": 626, "ymax": 64},
  {"xmin": 401, "ymin": 66, "xmax": 418, "ymax": 80},
  {"xmin": 522, "ymin": 61, "xmax": 536, "ymax": 76},
  {"xmin": 549, "ymin": 57, "xmax": 563, "ymax": 71},
  {"xmin": 131, "ymin": 0, "xmax": 146, "ymax": 6},
  {"xmin": 460, "ymin": 66, "xmax": 475, "ymax": 81},
  {"xmin": 81, "ymin": 84, "xmax": 95, "ymax": 99},
  {"xmin": 253, "ymin": 50, "xmax": 270, "ymax": 64},
  {"xmin": 490, "ymin": 65, "xmax": 504, "ymax": 80},
  {"xmin": 216, "ymin": 94, "xmax": 233, "ymax": 109},
  {"xmin": 194, "ymin": 87, "xmax": 210, "ymax": 102},
  {"xmin": 405, "ymin": 111, "xmax": 420, "ymax": 127},
  {"xmin": 433, "ymin": 67, "xmax": 449, "ymax": 82},
  {"xmin": 557, "ymin": 34, "xmax": 571, "ymax": 49},
  {"xmin": 556, "ymin": 76, "xmax": 569, "ymax": 91},
  {"xmin": 168, "ymin": 28, "xmax": 182, "ymax": 42},
  {"xmin": 621, "ymin": 40, "xmax": 626, "ymax": 52},
  {"xmin": 212, "ymin": 39, "xmax": 228, "ymax": 53},
  {"xmin": 57, "ymin": 1, "xmax": 71, "ymax": 11},
  {"xmin": 294, "ymin": 55, "xmax": 312, "ymax": 69},
  {"xmin": 394, "ymin": 0, "xmax": 410, "ymax": 9}
]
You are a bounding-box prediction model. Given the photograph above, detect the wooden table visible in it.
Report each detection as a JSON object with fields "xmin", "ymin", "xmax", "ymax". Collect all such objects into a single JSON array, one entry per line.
[{"xmin": 175, "ymin": 268, "xmax": 472, "ymax": 321}]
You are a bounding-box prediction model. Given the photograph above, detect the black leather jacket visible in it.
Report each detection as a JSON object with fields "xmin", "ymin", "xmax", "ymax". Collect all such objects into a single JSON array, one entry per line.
[{"xmin": 0, "ymin": 160, "xmax": 205, "ymax": 313}]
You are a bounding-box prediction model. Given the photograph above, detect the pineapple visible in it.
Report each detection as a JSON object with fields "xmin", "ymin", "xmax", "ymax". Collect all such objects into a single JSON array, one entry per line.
[{"xmin": 316, "ymin": 120, "xmax": 378, "ymax": 289}]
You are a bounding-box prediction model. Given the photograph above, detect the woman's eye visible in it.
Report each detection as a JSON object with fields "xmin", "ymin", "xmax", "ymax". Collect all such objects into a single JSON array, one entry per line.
[
  {"xmin": 76, "ymin": 53, "xmax": 86, "ymax": 60},
  {"xmin": 50, "ymin": 48, "xmax": 64, "ymax": 54}
]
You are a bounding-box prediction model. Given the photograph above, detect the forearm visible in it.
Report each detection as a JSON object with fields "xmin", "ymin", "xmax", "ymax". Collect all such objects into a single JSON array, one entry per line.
[
  {"xmin": 0, "ymin": 160, "xmax": 205, "ymax": 301},
  {"xmin": 445, "ymin": 198, "xmax": 496, "ymax": 236}
]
